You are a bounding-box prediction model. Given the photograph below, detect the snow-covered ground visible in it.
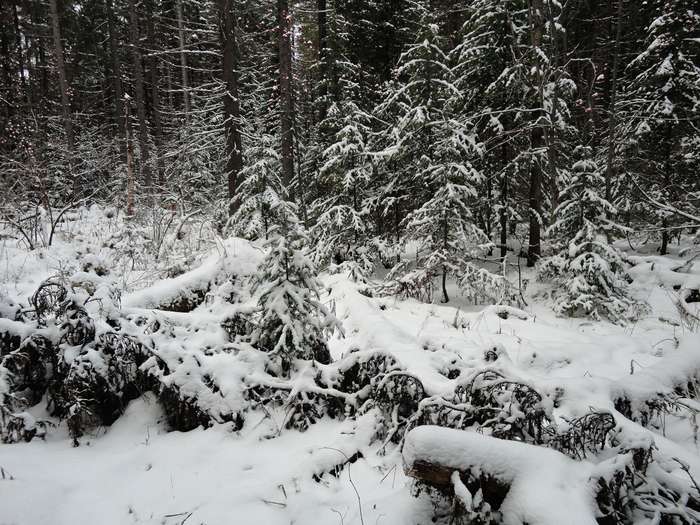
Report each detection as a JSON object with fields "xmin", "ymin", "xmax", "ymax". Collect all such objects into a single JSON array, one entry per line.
[{"xmin": 1, "ymin": 208, "xmax": 699, "ymax": 525}]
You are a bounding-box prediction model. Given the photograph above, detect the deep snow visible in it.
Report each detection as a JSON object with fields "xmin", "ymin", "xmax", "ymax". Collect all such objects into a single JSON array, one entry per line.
[{"xmin": 1, "ymin": 207, "xmax": 699, "ymax": 525}]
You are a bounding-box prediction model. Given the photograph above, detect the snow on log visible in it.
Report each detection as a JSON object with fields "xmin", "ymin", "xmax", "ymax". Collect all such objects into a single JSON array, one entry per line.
[
  {"xmin": 123, "ymin": 238, "xmax": 262, "ymax": 311},
  {"xmin": 403, "ymin": 426, "xmax": 598, "ymax": 525}
]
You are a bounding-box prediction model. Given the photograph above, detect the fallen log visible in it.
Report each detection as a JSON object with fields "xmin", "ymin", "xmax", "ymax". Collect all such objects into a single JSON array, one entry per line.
[{"xmin": 403, "ymin": 426, "xmax": 598, "ymax": 525}]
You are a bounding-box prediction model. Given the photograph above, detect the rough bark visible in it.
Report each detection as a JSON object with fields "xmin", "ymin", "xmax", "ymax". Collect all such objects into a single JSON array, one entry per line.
[
  {"xmin": 405, "ymin": 459, "xmax": 510, "ymax": 506},
  {"xmin": 146, "ymin": 7, "xmax": 165, "ymax": 185},
  {"xmin": 604, "ymin": 0, "xmax": 625, "ymax": 207},
  {"xmin": 1, "ymin": 4, "xmax": 16, "ymax": 124},
  {"xmin": 500, "ymin": 147, "xmax": 509, "ymax": 261},
  {"xmin": 278, "ymin": 0, "xmax": 295, "ymax": 199},
  {"xmin": 106, "ymin": 0, "xmax": 125, "ymax": 154},
  {"xmin": 127, "ymin": 0, "xmax": 152, "ymax": 189},
  {"xmin": 176, "ymin": 0, "xmax": 190, "ymax": 120},
  {"xmin": 526, "ymin": 0, "xmax": 545, "ymax": 267},
  {"xmin": 125, "ymin": 99, "xmax": 135, "ymax": 216},
  {"xmin": 219, "ymin": 0, "xmax": 243, "ymax": 216},
  {"xmin": 442, "ymin": 217, "xmax": 449, "ymax": 303},
  {"xmin": 317, "ymin": 0, "xmax": 328, "ymax": 122},
  {"xmin": 12, "ymin": 3, "xmax": 30, "ymax": 110},
  {"xmin": 48, "ymin": 0, "xmax": 74, "ymax": 159}
]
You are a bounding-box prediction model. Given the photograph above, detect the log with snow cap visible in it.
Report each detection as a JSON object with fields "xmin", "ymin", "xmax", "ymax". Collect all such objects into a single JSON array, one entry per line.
[{"xmin": 403, "ymin": 426, "xmax": 599, "ymax": 525}]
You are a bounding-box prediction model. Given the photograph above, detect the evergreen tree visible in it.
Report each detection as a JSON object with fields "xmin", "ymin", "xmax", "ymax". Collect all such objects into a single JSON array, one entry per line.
[
  {"xmin": 310, "ymin": 100, "xmax": 374, "ymax": 273},
  {"xmin": 453, "ymin": 0, "xmax": 528, "ymax": 260},
  {"xmin": 540, "ymin": 146, "xmax": 636, "ymax": 321},
  {"xmin": 619, "ymin": 0, "xmax": 700, "ymax": 254},
  {"xmin": 251, "ymin": 201, "xmax": 339, "ymax": 371},
  {"xmin": 377, "ymin": 8, "xmax": 491, "ymax": 303},
  {"xmin": 229, "ymin": 133, "xmax": 282, "ymax": 240}
]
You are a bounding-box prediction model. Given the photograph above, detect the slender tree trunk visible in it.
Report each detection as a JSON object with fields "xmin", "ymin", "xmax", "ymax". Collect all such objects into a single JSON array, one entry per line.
[
  {"xmin": 542, "ymin": 0, "xmax": 563, "ymax": 216},
  {"xmin": 106, "ymin": 0, "xmax": 125, "ymax": 154},
  {"xmin": 128, "ymin": 0, "xmax": 152, "ymax": 190},
  {"xmin": 125, "ymin": 99, "xmax": 135, "ymax": 216},
  {"xmin": 146, "ymin": 8, "xmax": 165, "ymax": 186},
  {"xmin": 485, "ymin": 173, "xmax": 493, "ymax": 255},
  {"xmin": 604, "ymin": 0, "xmax": 625, "ymax": 207},
  {"xmin": 48, "ymin": 0, "xmax": 74, "ymax": 162},
  {"xmin": 527, "ymin": 151, "xmax": 543, "ymax": 267},
  {"xmin": 660, "ymin": 129, "xmax": 672, "ymax": 255},
  {"xmin": 219, "ymin": 0, "xmax": 243, "ymax": 216},
  {"xmin": 166, "ymin": 62, "xmax": 174, "ymax": 111},
  {"xmin": 317, "ymin": 0, "xmax": 328, "ymax": 122},
  {"xmin": 527, "ymin": 0, "xmax": 544, "ymax": 267},
  {"xmin": 1, "ymin": 7, "xmax": 11, "ymax": 119},
  {"xmin": 500, "ymin": 147, "xmax": 509, "ymax": 261},
  {"xmin": 176, "ymin": 0, "xmax": 190, "ymax": 120},
  {"xmin": 442, "ymin": 217, "xmax": 449, "ymax": 303},
  {"xmin": 36, "ymin": 2, "xmax": 49, "ymax": 108},
  {"xmin": 12, "ymin": 3, "xmax": 31, "ymax": 110},
  {"xmin": 278, "ymin": 0, "xmax": 295, "ymax": 199}
]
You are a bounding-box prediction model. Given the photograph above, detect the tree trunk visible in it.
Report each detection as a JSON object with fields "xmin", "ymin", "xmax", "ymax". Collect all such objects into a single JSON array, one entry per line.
[
  {"xmin": 442, "ymin": 217, "xmax": 449, "ymax": 303},
  {"xmin": 12, "ymin": 2, "xmax": 31, "ymax": 110},
  {"xmin": 128, "ymin": 0, "xmax": 152, "ymax": 190},
  {"xmin": 125, "ymin": 100, "xmax": 135, "ymax": 216},
  {"xmin": 176, "ymin": 0, "xmax": 190, "ymax": 120},
  {"xmin": 146, "ymin": 7, "xmax": 165, "ymax": 186},
  {"xmin": 1, "ymin": 6, "xmax": 12, "ymax": 120},
  {"xmin": 317, "ymin": 0, "xmax": 328, "ymax": 122},
  {"xmin": 278, "ymin": 0, "xmax": 295, "ymax": 199},
  {"xmin": 36, "ymin": 2, "xmax": 49, "ymax": 109},
  {"xmin": 527, "ymin": 0, "xmax": 545, "ymax": 267},
  {"xmin": 604, "ymin": 0, "xmax": 625, "ymax": 207},
  {"xmin": 500, "ymin": 148, "xmax": 509, "ymax": 261},
  {"xmin": 485, "ymin": 173, "xmax": 493, "ymax": 255},
  {"xmin": 48, "ymin": 0, "xmax": 74, "ymax": 163},
  {"xmin": 106, "ymin": 0, "xmax": 125, "ymax": 155},
  {"xmin": 219, "ymin": 0, "xmax": 243, "ymax": 217},
  {"xmin": 166, "ymin": 62, "xmax": 174, "ymax": 111},
  {"xmin": 660, "ymin": 128, "xmax": 672, "ymax": 256},
  {"xmin": 527, "ymin": 136, "xmax": 543, "ymax": 267}
]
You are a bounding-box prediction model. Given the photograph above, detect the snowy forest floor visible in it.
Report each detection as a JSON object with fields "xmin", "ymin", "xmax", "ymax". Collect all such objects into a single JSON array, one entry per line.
[{"xmin": 1, "ymin": 207, "xmax": 699, "ymax": 525}]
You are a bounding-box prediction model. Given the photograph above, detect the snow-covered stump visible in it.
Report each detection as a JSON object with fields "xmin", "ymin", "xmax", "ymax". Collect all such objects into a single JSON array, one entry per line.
[{"xmin": 403, "ymin": 426, "xmax": 599, "ymax": 525}]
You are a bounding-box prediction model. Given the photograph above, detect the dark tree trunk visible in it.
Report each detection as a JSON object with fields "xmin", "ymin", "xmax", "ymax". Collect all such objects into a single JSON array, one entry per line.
[
  {"xmin": 660, "ymin": 129, "xmax": 672, "ymax": 256},
  {"xmin": 219, "ymin": 0, "xmax": 243, "ymax": 217},
  {"xmin": 1, "ymin": 4, "xmax": 16, "ymax": 124},
  {"xmin": 125, "ymin": 99, "xmax": 135, "ymax": 216},
  {"xmin": 128, "ymin": 0, "xmax": 152, "ymax": 190},
  {"xmin": 604, "ymin": 0, "xmax": 625, "ymax": 210},
  {"xmin": 106, "ymin": 0, "xmax": 125, "ymax": 155},
  {"xmin": 49, "ymin": 0, "xmax": 74, "ymax": 161},
  {"xmin": 527, "ymin": 133, "xmax": 543, "ymax": 267},
  {"xmin": 317, "ymin": 0, "xmax": 328, "ymax": 122},
  {"xmin": 278, "ymin": 0, "xmax": 295, "ymax": 199},
  {"xmin": 146, "ymin": 6, "xmax": 165, "ymax": 186},
  {"xmin": 442, "ymin": 217, "xmax": 449, "ymax": 303},
  {"xmin": 527, "ymin": 0, "xmax": 545, "ymax": 267},
  {"xmin": 176, "ymin": 0, "xmax": 190, "ymax": 120},
  {"xmin": 660, "ymin": 220, "xmax": 669, "ymax": 255},
  {"xmin": 12, "ymin": 3, "xmax": 30, "ymax": 110},
  {"xmin": 36, "ymin": 2, "xmax": 49, "ymax": 109},
  {"xmin": 500, "ymin": 147, "xmax": 509, "ymax": 261},
  {"xmin": 485, "ymin": 173, "xmax": 493, "ymax": 255}
]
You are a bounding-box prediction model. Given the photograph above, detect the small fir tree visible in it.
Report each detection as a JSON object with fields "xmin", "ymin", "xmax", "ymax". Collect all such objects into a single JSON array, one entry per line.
[
  {"xmin": 541, "ymin": 146, "xmax": 638, "ymax": 321},
  {"xmin": 229, "ymin": 133, "xmax": 283, "ymax": 240},
  {"xmin": 251, "ymin": 201, "xmax": 340, "ymax": 371},
  {"xmin": 311, "ymin": 100, "xmax": 374, "ymax": 274}
]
